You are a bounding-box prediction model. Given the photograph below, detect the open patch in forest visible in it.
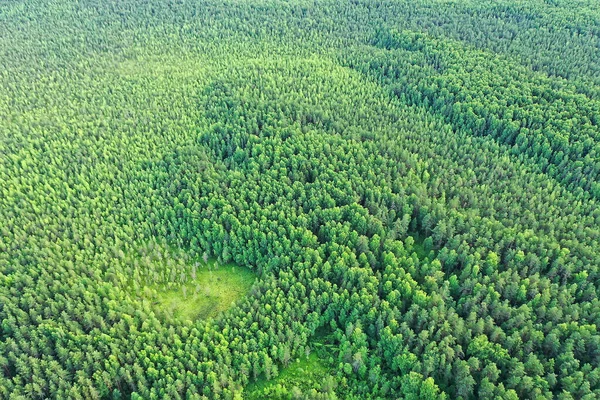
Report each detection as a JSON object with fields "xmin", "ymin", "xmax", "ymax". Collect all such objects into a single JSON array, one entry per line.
[
  {"xmin": 125, "ymin": 241, "xmax": 257, "ymax": 321},
  {"xmin": 150, "ymin": 260, "xmax": 256, "ymax": 321},
  {"xmin": 245, "ymin": 328, "xmax": 339, "ymax": 399},
  {"xmin": 405, "ymin": 232, "xmax": 437, "ymax": 261}
]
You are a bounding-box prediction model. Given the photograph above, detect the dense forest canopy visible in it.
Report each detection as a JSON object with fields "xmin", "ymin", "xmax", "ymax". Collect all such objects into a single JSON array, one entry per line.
[{"xmin": 1, "ymin": 0, "xmax": 600, "ymax": 399}]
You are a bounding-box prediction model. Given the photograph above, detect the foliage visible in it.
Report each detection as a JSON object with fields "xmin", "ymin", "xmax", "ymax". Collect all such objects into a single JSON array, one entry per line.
[
  {"xmin": 142, "ymin": 255, "xmax": 257, "ymax": 322},
  {"xmin": 245, "ymin": 331, "xmax": 337, "ymax": 400},
  {"xmin": 1, "ymin": 0, "xmax": 600, "ymax": 399}
]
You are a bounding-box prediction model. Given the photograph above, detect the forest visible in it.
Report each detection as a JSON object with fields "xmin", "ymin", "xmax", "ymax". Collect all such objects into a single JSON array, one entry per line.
[{"xmin": 1, "ymin": 0, "xmax": 600, "ymax": 399}]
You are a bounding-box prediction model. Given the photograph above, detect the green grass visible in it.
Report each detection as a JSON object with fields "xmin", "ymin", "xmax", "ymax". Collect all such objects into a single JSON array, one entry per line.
[
  {"xmin": 244, "ymin": 353, "xmax": 335, "ymax": 399},
  {"xmin": 150, "ymin": 260, "xmax": 256, "ymax": 321},
  {"xmin": 406, "ymin": 232, "xmax": 435, "ymax": 260},
  {"xmin": 244, "ymin": 327, "xmax": 338, "ymax": 399}
]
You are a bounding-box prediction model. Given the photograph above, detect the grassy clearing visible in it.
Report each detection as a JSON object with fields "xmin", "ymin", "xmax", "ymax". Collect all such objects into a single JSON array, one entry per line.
[
  {"xmin": 244, "ymin": 352, "xmax": 333, "ymax": 399},
  {"xmin": 245, "ymin": 327, "xmax": 338, "ymax": 399},
  {"xmin": 406, "ymin": 232, "xmax": 436, "ymax": 260},
  {"xmin": 147, "ymin": 259, "xmax": 256, "ymax": 321}
]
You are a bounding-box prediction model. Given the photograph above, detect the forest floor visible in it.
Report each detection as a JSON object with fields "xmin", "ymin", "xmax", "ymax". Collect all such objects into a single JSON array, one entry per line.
[
  {"xmin": 245, "ymin": 327, "xmax": 338, "ymax": 399},
  {"xmin": 407, "ymin": 232, "xmax": 436, "ymax": 261},
  {"xmin": 151, "ymin": 260, "xmax": 256, "ymax": 321}
]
